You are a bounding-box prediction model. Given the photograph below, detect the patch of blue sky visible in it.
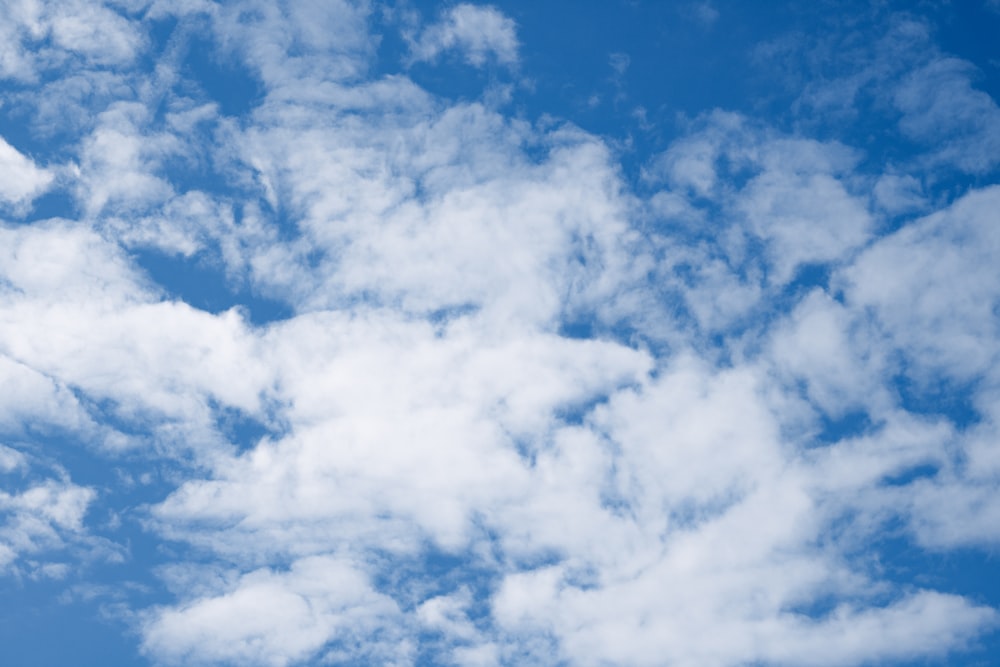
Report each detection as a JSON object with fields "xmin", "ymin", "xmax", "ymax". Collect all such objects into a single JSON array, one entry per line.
[
  {"xmin": 23, "ymin": 190, "xmax": 77, "ymax": 223},
  {"xmin": 813, "ymin": 409, "xmax": 876, "ymax": 445},
  {"xmin": 173, "ymin": 24, "xmax": 263, "ymax": 118},
  {"xmin": 0, "ymin": 114, "xmax": 46, "ymax": 164},
  {"xmin": 894, "ymin": 374, "xmax": 983, "ymax": 431},
  {"xmin": 134, "ymin": 247, "xmax": 294, "ymax": 325},
  {"xmin": 373, "ymin": 542, "xmax": 498, "ymax": 611},
  {"xmin": 0, "ymin": 579, "xmax": 141, "ymax": 667},
  {"xmin": 0, "ymin": 443, "xmax": 175, "ymax": 667},
  {"xmin": 863, "ymin": 540, "xmax": 1000, "ymax": 667}
]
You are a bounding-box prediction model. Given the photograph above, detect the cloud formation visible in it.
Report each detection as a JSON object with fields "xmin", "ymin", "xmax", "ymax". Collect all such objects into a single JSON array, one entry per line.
[
  {"xmin": 1, "ymin": 1, "xmax": 999, "ymax": 666},
  {"xmin": 408, "ymin": 4, "xmax": 519, "ymax": 67}
]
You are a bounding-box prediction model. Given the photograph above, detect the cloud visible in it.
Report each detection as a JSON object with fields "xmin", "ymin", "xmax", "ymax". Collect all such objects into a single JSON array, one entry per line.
[
  {"xmin": 1, "ymin": 2, "xmax": 999, "ymax": 666},
  {"xmin": 0, "ymin": 445, "xmax": 98, "ymax": 578},
  {"xmin": 486, "ymin": 357, "xmax": 998, "ymax": 665},
  {"xmin": 0, "ymin": 444, "xmax": 27, "ymax": 473},
  {"xmin": 142, "ymin": 556, "xmax": 407, "ymax": 667},
  {"xmin": 642, "ymin": 112, "xmax": 873, "ymax": 332},
  {"xmin": 0, "ymin": 0, "xmax": 143, "ymax": 81},
  {"xmin": 841, "ymin": 185, "xmax": 1000, "ymax": 383},
  {"xmin": 893, "ymin": 57, "xmax": 1000, "ymax": 173},
  {"xmin": 496, "ymin": 576, "xmax": 993, "ymax": 667},
  {"xmin": 409, "ymin": 4, "xmax": 519, "ymax": 68},
  {"xmin": 872, "ymin": 172, "xmax": 926, "ymax": 215},
  {"xmin": 197, "ymin": 0, "xmax": 376, "ymax": 88},
  {"xmin": 73, "ymin": 101, "xmax": 182, "ymax": 216},
  {"xmin": 0, "ymin": 220, "xmax": 270, "ymax": 457},
  {"xmin": 767, "ymin": 290, "xmax": 888, "ymax": 418},
  {"xmin": 766, "ymin": 15, "xmax": 1000, "ymax": 176},
  {"xmin": 219, "ymin": 96, "xmax": 641, "ymax": 329},
  {"xmin": 0, "ymin": 354, "xmax": 97, "ymax": 435},
  {"xmin": 0, "ymin": 136, "xmax": 54, "ymax": 211},
  {"xmin": 150, "ymin": 311, "xmax": 651, "ymax": 560}
]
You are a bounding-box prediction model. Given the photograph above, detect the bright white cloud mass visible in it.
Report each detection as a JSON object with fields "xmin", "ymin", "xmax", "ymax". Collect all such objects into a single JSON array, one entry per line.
[{"xmin": 1, "ymin": 1, "xmax": 999, "ymax": 666}]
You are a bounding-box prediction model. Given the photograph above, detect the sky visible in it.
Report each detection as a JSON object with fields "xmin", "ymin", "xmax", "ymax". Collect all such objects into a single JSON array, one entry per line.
[{"xmin": 1, "ymin": 1, "xmax": 1000, "ymax": 666}]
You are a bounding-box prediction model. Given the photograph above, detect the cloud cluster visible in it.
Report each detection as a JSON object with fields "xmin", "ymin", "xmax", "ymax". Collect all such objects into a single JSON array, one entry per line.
[{"xmin": 1, "ymin": 2, "xmax": 999, "ymax": 666}]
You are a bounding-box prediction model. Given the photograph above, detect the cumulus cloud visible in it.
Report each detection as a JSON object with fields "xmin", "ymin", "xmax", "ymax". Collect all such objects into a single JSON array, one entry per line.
[
  {"xmin": 0, "ymin": 220, "xmax": 270, "ymax": 457},
  {"xmin": 841, "ymin": 185, "xmax": 1000, "ymax": 383},
  {"xmin": 142, "ymin": 556, "xmax": 406, "ymax": 667},
  {"xmin": 641, "ymin": 112, "xmax": 874, "ymax": 332},
  {"xmin": 0, "ymin": 136, "xmax": 54, "ymax": 211},
  {"xmin": 409, "ymin": 4, "xmax": 519, "ymax": 67},
  {"xmin": 1, "ymin": 2, "xmax": 999, "ymax": 666}
]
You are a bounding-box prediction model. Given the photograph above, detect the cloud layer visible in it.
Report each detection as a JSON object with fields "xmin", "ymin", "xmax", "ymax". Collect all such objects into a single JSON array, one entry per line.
[{"xmin": 1, "ymin": 1, "xmax": 999, "ymax": 666}]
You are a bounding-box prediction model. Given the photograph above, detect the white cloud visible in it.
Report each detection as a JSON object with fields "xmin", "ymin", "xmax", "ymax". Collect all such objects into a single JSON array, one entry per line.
[
  {"xmin": 0, "ymin": 2, "xmax": 998, "ymax": 666},
  {"xmin": 486, "ymin": 358, "xmax": 997, "ymax": 666},
  {"xmin": 158, "ymin": 0, "xmax": 376, "ymax": 91},
  {"xmin": 0, "ymin": 220, "xmax": 271, "ymax": 457},
  {"xmin": 775, "ymin": 16, "xmax": 1000, "ymax": 176},
  {"xmin": 0, "ymin": 444, "xmax": 27, "ymax": 473},
  {"xmin": 409, "ymin": 4, "xmax": 519, "ymax": 68},
  {"xmin": 643, "ymin": 109, "xmax": 745, "ymax": 197},
  {"xmin": 150, "ymin": 310, "xmax": 651, "ymax": 560},
  {"xmin": 889, "ymin": 391, "xmax": 1000, "ymax": 549},
  {"xmin": 840, "ymin": 185, "xmax": 1000, "ymax": 383},
  {"xmin": 496, "ymin": 575, "xmax": 993, "ymax": 667},
  {"xmin": 100, "ymin": 9, "xmax": 1000, "ymax": 664},
  {"xmin": 0, "ymin": 0, "xmax": 143, "ymax": 81},
  {"xmin": 47, "ymin": 1, "xmax": 145, "ymax": 65},
  {"xmin": 417, "ymin": 588, "xmax": 479, "ymax": 641},
  {"xmin": 146, "ymin": 335, "xmax": 997, "ymax": 665},
  {"xmin": 906, "ymin": 478, "xmax": 1000, "ymax": 549},
  {"xmin": 222, "ymin": 97, "xmax": 641, "ymax": 330},
  {"xmin": 0, "ymin": 447, "xmax": 98, "ymax": 577},
  {"xmin": 0, "ymin": 136, "xmax": 54, "ymax": 211},
  {"xmin": 15, "ymin": 69, "xmax": 135, "ymax": 139},
  {"xmin": 102, "ymin": 190, "xmax": 236, "ymax": 258},
  {"xmin": 609, "ymin": 52, "xmax": 630, "ymax": 76},
  {"xmin": 872, "ymin": 172, "xmax": 926, "ymax": 215},
  {"xmin": 737, "ymin": 138, "xmax": 873, "ymax": 285},
  {"xmin": 642, "ymin": 113, "xmax": 874, "ymax": 333},
  {"xmin": 74, "ymin": 102, "xmax": 179, "ymax": 216},
  {"xmin": 767, "ymin": 289, "xmax": 889, "ymax": 418},
  {"xmin": 0, "ymin": 354, "xmax": 96, "ymax": 435},
  {"xmin": 142, "ymin": 556, "xmax": 407, "ymax": 667},
  {"xmin": 893, "ymin": 57, "xmax": 1000, "ymax": 173}
]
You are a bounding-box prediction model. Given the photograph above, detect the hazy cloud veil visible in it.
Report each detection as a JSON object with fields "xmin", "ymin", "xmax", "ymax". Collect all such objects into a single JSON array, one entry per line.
[{"xmin": 1, "ymin": 1, "xmax": 999, "ymax": 666}]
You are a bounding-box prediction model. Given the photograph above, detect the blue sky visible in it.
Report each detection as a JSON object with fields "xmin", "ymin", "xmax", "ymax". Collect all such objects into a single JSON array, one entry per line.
[{"xmin": 1, "ymin": 1, "xmax": 1000, "ymax": 665}]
